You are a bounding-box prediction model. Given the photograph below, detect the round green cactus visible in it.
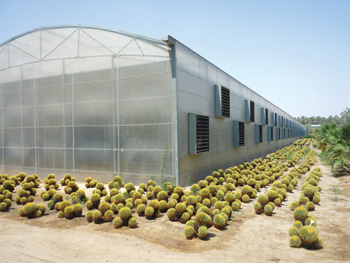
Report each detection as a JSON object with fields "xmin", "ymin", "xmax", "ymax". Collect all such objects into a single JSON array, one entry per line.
[
  {"xmin": 57, "ymin": 211, "xmax": 65, "ymax": 218},
  {"xmin": 264, "ymin": 204, "xmax": 273, "ymax": 216},
  {"xmin": 313, "ymin": 237, "xmax": 323, "ymax": 249},
  {"xmin": 73, "ymin": 204, "xmax": 83, "ymax": 217},
  {"xmin": 64, "ymin": 205, "xmax": 75, "ymax": 219},
  {"xmin": 52, "ymin": 193, "xmax": 63, "ymax": 203},
  {"xmin": 98, "ymin": 202, "xmax": 111, "ymax": 215},
  {"xmin": 128, "ymin": 217, "xmax": 137, "ymax": 228},
  {"xmin": 299, "ymin": 226, "xmax": 319, "ymax": 246},
  {"xmin": 186, "ymin": 195, "xmax": 197, "ymax": 206},
  {"xmin": 221, "ymin": 207, "xmax": 231, "ymax": 218},
  {"xmin": 231, "ymin": 201, "xmax": 240, "ymax": 211},
  {"xmin": 119, "ymin": 207, "xmax": 132, "ymax": 221},
  {"xmin": 289, "ymin": 226, "xmax": 299, "ymax": 237},
  {"xmin": 299, "ymin": 196, "xmax": 310, "ymax": 205},
  {"xmin": 113, "ymin": 217, "xmax": 123, "ymax": 228},
  {"xmin": 103, "ymin": 210, "xmax": 114, "ymax": 222},
  {"xmin": 18, "ymin": 207, "xmax": 26, "ymax": 217},
  {"xmin": 202, "ymin": 198, "xmax": 211, "ymax": 208},
  {"xmin": 33, "ymin": 210, "xmax": 42, "ymax": 218},
  {"xmin": 23, "ymin": 203, "xmax": 37, "ymax": 215},
  {"xmin": 305, "ymin": 217, "xmax": 317, "ymax": 227},
  {"xmin": 197, "ymin": 206, "xmax": 212, "ymax": 216},
  {"xmin": 214, "ymin": 201, "xmax": 225, "ymax": 211},
  {"xmin": 213, "ymin": 214, "xmax": 226, "ymax": 230},
  {"xmin": 290, "ymin": 201, "xmax": 300, "ymax": 211},
  {"xmin": 157, "ymin": 191, "xmax": 168, "ymax": 201},
  {"xmin": 306, "ymin": 201, "xmax": 315, "ymax": 211},
  {"xmin": 195, "ymin": 212, "xmax": 212, "ymax": 228},
  {"xmin": 0, "ymin": 202, "xmax": 7, "ymax": 211},
  {"xmin": 112, "ymin": 194, "xmax": 126, "ymax": 205},
  {"xmin": 293, "ymin": 220, "xmax": 303, "ymax": 229},
  {"xmin": 254, "ymin": 202, "xmax": 263, "ymax": 214},
  {"xmin": 312, "ymin": 194, "xmax": 321, "ymax": 204},
  {"xmin": 267, "ymin": 190, "xmax": 278, "ymax": 201},
  {"xmin": 145, "ymin": 207, "xmax": 155, "ymax": 219},
  {"xmin": 167, "ymin": 208, "xmax": 177, "ymax": 221},
  {"xmin": 90, "ymin": 194, "xmax": 101, "ymax": 205},
  {"xmin": 175, "ymin": 203, "xmax": 187, "ymax": 219},
  {"xmin": 85, "ymin": 200, "xmax": 93, "ymax": 210},
  {"xmin": 134, "ymin": 204, "xmax": 145, "ymax": 216},
  {"xmin": 158, "ymin": 200, "xmax": 168, "ymax": 213},
  {"xmin": 274, "ymin": 198, "xmax": 281, "ymax": 206},
  {"xmin": 180, "ymin": 212, "xmax": 190, "ymax": 224},
  {"xmin": 59, "ymin": 200, "xmax": 71, "ymax": 212},
  {"xmin": 198, "ymin": 226, "xmax": 208, "ymax": 239},
  {"xmin": 85, "ymin": 210, "xmax": 93, "ymax": 222},
  {"xmin": 242, "ymin": 194, "xmax": 250, "ymax": 203},
  {"xmin": 184, "ymin": 226, "xmax": 195, "ymax": 239},
  {"xmin": 199, "ymin": 188, "xmax": 210, "ymax": 200},
  {"xmin": 224, "ymin": 192, "xmax": 235, "ymax": 204},
  {"xmin": 289, "ymin": 235, "xmax": 302, "ymax": 248},
  {"xmin": 116, "ymin": 203, "xmax": 125, "ymax": 213},
  {"xmin": 125, "ymin": 183, "xmax": 135, "ymax": 192},
  {"xmin": 92, "ymin": 210, "xmax": 102, "ymax": 223},
  {"xmin": 294, "ymin": 206, "xmax": 308, "ymax": 222},
  {"xmin": 37, "ymin": 204, "xmax": 46, "ymax": 215}
]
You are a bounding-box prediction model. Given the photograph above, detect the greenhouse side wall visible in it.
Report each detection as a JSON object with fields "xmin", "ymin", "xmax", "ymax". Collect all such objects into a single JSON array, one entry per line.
[
  {"xmin": 173, "ymin": 40, "xmax": 306, "ymax": 185},
  {"xmin": 0, "ymin": 26, "xmax": 175, "ymax": 184}
]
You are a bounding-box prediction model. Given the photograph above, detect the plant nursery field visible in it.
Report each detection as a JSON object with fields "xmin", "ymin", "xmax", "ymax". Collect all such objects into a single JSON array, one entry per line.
[{"xmin": 0, "ymin": 144, "xmax": 349, "ymax": 263}]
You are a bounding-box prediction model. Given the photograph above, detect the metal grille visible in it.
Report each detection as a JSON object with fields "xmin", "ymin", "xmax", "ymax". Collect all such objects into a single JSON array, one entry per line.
[
  {"xmin": 250, "ymin": 101, "xmax": 255, "ymax": 122},
  {"xmin": 279, "ymin": 128, "xmax": 281, "ymax": 140},
  {"xmin": 275, "ymin": 113, "xmax": 277, "ymax": 126},
  {"xmin": 259, "ymin": 125, "xmax": 263, "ymax": 143},
  {"xmin": 265, "ymin": 108, "xmax": 268, "ymax": 125},
  {"xmin": 196, "ymin": 115, "xmax": 209, "ymax": 153},
  {"xmin": 221, "ymin": 86, "xmax": 230, "ymax": 118},
  {"xmin": 271, "ymin": 126, "xmax": 273, "ymax": 141},
  {"xmin": 239, "ymin": 121, "xmax": 245, "ymax": 146}
]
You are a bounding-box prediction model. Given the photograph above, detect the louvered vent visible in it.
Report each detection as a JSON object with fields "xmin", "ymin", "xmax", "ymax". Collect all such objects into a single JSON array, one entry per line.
[
  {"xmin": 275, "ymin": 113, "xmax": 277, "ymax": 126},
  {"xmin": 221, "ymin": 87, "xmax": 230, "ymax": 118},
  {"xmin": 271, "ymin": 127, "xmax": 274, "ymax": 141},
  {"xmin": 278, "ymin": 128, "xmax": 281, "ymax": 140},
  {"xmin": 196, "ymin": 115, "xmax": 209, "ymax": 153},
  {"xmin": 250, "ymin": 101, "xmax": 255, "ymax": 122},
  {"xmin": 259, "ymin": 125, "xmax": 263, "ymax": 143},
  {"xmin": 239, "ymin": 121, "xmax": 245, "ymax": 146},
  {"xmin": 265, "ymin": 109, "xmax": 268, "ymax": 125}
]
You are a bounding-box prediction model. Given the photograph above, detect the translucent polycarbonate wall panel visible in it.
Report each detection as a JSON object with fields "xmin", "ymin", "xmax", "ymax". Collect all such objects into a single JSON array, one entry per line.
[
  {"xmin": 115, "ymin": 55, "xmax": 174, "ymax": 184},
  {"xmin": 0, "ymin": 26, "xmax": 174, "ymax": 182},
  {"xmin": 175, "ymin": 41, "xmax": 305, "ymax": 185}
]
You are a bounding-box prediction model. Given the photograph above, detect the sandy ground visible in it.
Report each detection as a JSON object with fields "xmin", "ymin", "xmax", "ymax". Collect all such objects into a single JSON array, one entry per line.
[{"xmin": 0, "ymin": 147, "xmax": 349, "ymax": 263}]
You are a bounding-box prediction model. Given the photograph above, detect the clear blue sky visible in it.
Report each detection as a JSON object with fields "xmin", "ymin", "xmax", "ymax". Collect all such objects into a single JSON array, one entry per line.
[{"xmin": 1, "ymin": 0, "xmax": 349, "ymax": 118}]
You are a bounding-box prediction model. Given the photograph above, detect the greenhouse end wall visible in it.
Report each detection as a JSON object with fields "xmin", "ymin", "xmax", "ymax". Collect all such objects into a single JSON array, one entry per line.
[{"xmin": 0, "ymin": 26, "xmax": 175, "ymax": 184}]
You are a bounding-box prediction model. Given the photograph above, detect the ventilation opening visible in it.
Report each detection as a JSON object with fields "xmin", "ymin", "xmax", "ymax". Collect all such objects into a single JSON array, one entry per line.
[
  {"xmin": 259, "ymin": 125, "xmax": 263, "ymax": 143},
  {"xmin": 275, "ymin": 113, "xmax": 277, "ymax": 126},
  {"xmin": 196, "ymin": 115, "xmax": 209, "ymax": 153},
  {"xmin": 265, "ymin": 108, "xmax": 268, "ymax": 125},
  {"xmin": 279, "ymin": 128, "xmax": 281, "ymax": 140},
  {"xmin": 239, "ymin": 121, "xmax": 245, "ymax": 146},
  {"xmin": 250, "ymin": 101, "xmax": 255, "ymax": 122},
  {"xmin": 221, "ymin": 86, "xmax": 230, "ymax": 118},
  {"xmin": 271, "ymin": 127, "xmax": 273, "ymax": 141}
]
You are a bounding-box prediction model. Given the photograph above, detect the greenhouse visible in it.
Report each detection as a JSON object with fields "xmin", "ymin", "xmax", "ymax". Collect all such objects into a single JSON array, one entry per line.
[{"xmin": 0, "ymin": 25, "xmax": 306, "ymax": 185}]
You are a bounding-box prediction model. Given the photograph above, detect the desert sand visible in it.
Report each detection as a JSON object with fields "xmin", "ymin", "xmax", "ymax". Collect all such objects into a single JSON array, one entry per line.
[{"xmin": 0, "ymin": 147, "xmax": 349, "ymax": 263}]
